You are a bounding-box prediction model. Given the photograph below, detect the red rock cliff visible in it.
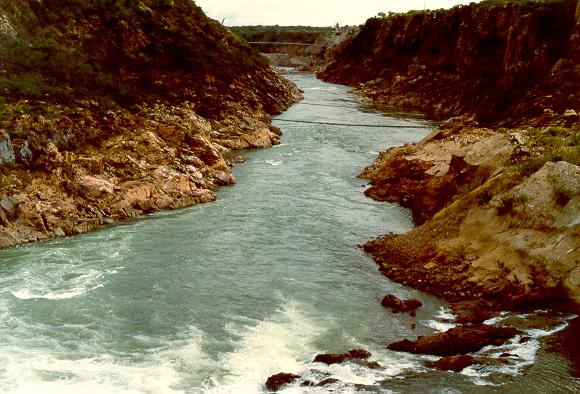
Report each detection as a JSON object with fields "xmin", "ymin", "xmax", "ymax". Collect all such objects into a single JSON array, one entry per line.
[{"xmin": 319, "ymin": 0, "xmax": 579, "ymax": 125}]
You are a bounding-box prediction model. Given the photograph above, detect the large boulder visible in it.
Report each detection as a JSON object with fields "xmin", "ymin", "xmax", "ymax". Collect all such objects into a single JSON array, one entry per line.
[{"xmin": 387, "ymin": 324, "xmax": 520, "ymax": 356}]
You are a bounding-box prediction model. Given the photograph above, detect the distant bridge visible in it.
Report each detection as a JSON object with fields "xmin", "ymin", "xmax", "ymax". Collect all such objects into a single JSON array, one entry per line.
[{"xmin": 248, "ymin": 42, "xmax": 326, "ymax": 48}]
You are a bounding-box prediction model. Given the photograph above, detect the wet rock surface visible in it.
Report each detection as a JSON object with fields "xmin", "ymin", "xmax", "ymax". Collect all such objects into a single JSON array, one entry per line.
[
  {"xmin": 381, "ymin": 294, "xmax": 423, "ymax": 316},
  {"xmin": 266, "ymin": 349, "xmax": 377, "ymax": 390},
  {"xmin": 265, "ymin": 373, "xmax": 300, "ymax": 392},
  {"xmin": 425, "ymin": 355, "xmax": 477, "ymax": 373},
  {"xmin": 387, "ymin": 324, "xmax": 521, "ymax": 356},
  {"xmin": 313, "ymin": 348, "xmax": 371, "ymax": 365}
]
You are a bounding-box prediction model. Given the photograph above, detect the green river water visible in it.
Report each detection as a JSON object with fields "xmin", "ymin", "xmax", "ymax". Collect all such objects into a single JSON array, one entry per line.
[{"xmin": 0, "ymin": 71, "xmax": 577, "ymax": 393}]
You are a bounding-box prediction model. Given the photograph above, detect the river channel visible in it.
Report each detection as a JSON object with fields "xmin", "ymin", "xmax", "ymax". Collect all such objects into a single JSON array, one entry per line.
[{"xmin": 0, "ymin": 71, "xmax": 577, "ymax": 393}]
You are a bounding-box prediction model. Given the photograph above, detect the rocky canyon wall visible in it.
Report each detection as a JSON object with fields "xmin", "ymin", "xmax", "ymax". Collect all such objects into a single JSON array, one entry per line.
[{"xmin": 319, "ymin": 0, "xmax": 579, "ymax": 125}]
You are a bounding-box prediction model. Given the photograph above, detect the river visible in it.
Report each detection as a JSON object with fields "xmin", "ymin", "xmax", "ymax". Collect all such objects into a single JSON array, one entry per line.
[{"xmin": 0, "ymin": 71, "xmax": 577, "ymax": 393}]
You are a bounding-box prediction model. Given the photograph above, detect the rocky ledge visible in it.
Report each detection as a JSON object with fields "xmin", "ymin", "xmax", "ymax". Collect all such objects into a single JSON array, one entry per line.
[
  {"xmin": 0, "ymin": 99, "xmax": 302, "ymax": 249},
  {"xmin": 361, "ymin": 114, "xmax": 579, "ymax": 316}
]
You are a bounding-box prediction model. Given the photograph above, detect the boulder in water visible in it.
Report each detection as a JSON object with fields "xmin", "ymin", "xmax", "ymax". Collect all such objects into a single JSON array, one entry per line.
[
  {"xmin": 313, "ymin": 348, "xmax": 371, "ymax": 364},
  {"xmin": 381, "ymin": 294, "xmax": 423, "ymax": 316},
  {"xmin": 426, "ymin": 355, "xmax": 477, "ymax": 372},
  {"xmin": 265, "ymin": 372, "xmax": 300, "ymax": 391},
  {"xmin": 387, "ymin": 324, "xmax": 521, "ymax": 356}
]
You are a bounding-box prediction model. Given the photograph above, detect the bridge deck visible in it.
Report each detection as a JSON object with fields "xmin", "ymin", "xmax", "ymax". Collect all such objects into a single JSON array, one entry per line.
[{"xmin": 248, "ymin": 42, "xmax": 325, "ymax": 47}]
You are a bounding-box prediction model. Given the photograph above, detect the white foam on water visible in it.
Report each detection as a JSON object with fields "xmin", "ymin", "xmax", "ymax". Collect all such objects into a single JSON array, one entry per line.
[
  {"xmin": 434, "ymin": 307, "xmax": 456, "ymax": 322},
  {"xmin": 203, "ymin": 300, "xmax": 321, "ymax": 393},
  {"xmin": 526, "ymin": 320, "xmax": 571, "ymax": 338},
  {"xmin": 0, "ymin": 326, "xmax": 211, "ymax": 394},
  {"xmin": 1, "ymin": 234, "xmax": 130, "ymax": 302},
  {"xmin": 277, "ymin": 346, "xmax": 425, "ymax": 392},
  {"xmin": 11, "ymin": 284, "xmax": 103, "ymax": 301},
  {"xmin": 482, "ymin": 311, "xmax": 510, "ymax": 325},
  {"xmin": 423, "ymin": 307, "xmax": 457, "ymax": 332},
  {"xmin": 264, "ymin": 160, "xmax": 283, "ymax": 166},
  {"xmin": 0, "ymin": 351, "xmax": 183, "ymax": 394},
  {"xmin": 9, "ymin": 267, "xmax": 120, "ymax": 300},
  {"xmin": 424, "ymin": 320, "xmax": 457, "ymax": 332},
  {"xmin": 459, "ymin": 312, "xmax": 573, "ymax": 384}
]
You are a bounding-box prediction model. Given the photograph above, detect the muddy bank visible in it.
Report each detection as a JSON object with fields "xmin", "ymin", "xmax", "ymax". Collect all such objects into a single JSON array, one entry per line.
[{"xmin": 0, "ymin": 1, "xmax": 302, "ymax": 249}]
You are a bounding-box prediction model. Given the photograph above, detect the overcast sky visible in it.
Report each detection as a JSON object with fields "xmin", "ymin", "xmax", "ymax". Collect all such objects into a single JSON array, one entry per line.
[{"xmin": 194, "ymin": 0, "xmax": 480, "ymax": 26}]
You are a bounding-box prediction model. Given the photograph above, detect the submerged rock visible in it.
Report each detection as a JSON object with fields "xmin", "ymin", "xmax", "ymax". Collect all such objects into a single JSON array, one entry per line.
[
  {"xmin": 387, "ymin": 324, "xmax": 521, "ymax": 356},
  {"xmin": 425, "ymin": 355, "xmax": 477, "ymax": 372},
  {"xmin": 381, "ymin": 294, "xmax": 423, "ymax": 316}
]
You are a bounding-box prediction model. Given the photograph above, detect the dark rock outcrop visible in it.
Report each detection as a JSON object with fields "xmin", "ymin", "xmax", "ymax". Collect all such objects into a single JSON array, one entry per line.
[
  {"xmin": 265, "ymin": 373, "xmax": 300, "ymax": 392},
  {"xmin": 313, "ymin": 348, "xmax": 371, "ymax": 365},
  {"xmin": 425, "ymin": 355, "xmax": 477, "ymax": 372},
  {"xmin": 316, "ymin": 378, "xmax": 340, "ymax": 387},
  {"xmin": 381, "ymin": 294, "xmax": 423, "ymax": 316},
  {"xmin": 387, "ymin": 324, "xmax": 521, "ymax": 356}
]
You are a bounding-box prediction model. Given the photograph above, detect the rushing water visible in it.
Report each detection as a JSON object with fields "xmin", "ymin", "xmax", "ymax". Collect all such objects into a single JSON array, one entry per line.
[{"xmin": 0, "ymin": 71, "xmax": 578, "ymax": 393}]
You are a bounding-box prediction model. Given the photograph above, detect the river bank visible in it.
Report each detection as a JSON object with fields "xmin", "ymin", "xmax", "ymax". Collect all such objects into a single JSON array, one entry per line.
[
  {"xmin": 313, "ymin": 0, "xmax": 579, "ymax": 319},
  {"xmin": 0, "ymin": 1, "xmax": 302, "ymax": 249}
]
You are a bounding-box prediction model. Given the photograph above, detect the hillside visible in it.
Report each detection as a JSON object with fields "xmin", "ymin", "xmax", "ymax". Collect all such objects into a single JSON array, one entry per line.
[{"xmin": 0, "ymin": 0, "xmax": 302, "ymax": 248}]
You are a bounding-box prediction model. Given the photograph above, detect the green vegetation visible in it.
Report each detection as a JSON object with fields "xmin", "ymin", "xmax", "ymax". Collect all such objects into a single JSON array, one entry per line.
[
  {"xmin": 518, "ymin": 125, "xmax": 580, "ymax": 176},
  {"xmin": 479, "ymin": 0, "xmax": 562, "ymax": 5},
  {"xmin": 0, "ymin": 0, "xmax": 266, "ymax": 108},
  {"xmin": 229, "ymin": 26, "xmax": 335, "ymax": 36},
  {"xmin": 374, "ymin": 0, "xmax": 564, "ymax": 20}
]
